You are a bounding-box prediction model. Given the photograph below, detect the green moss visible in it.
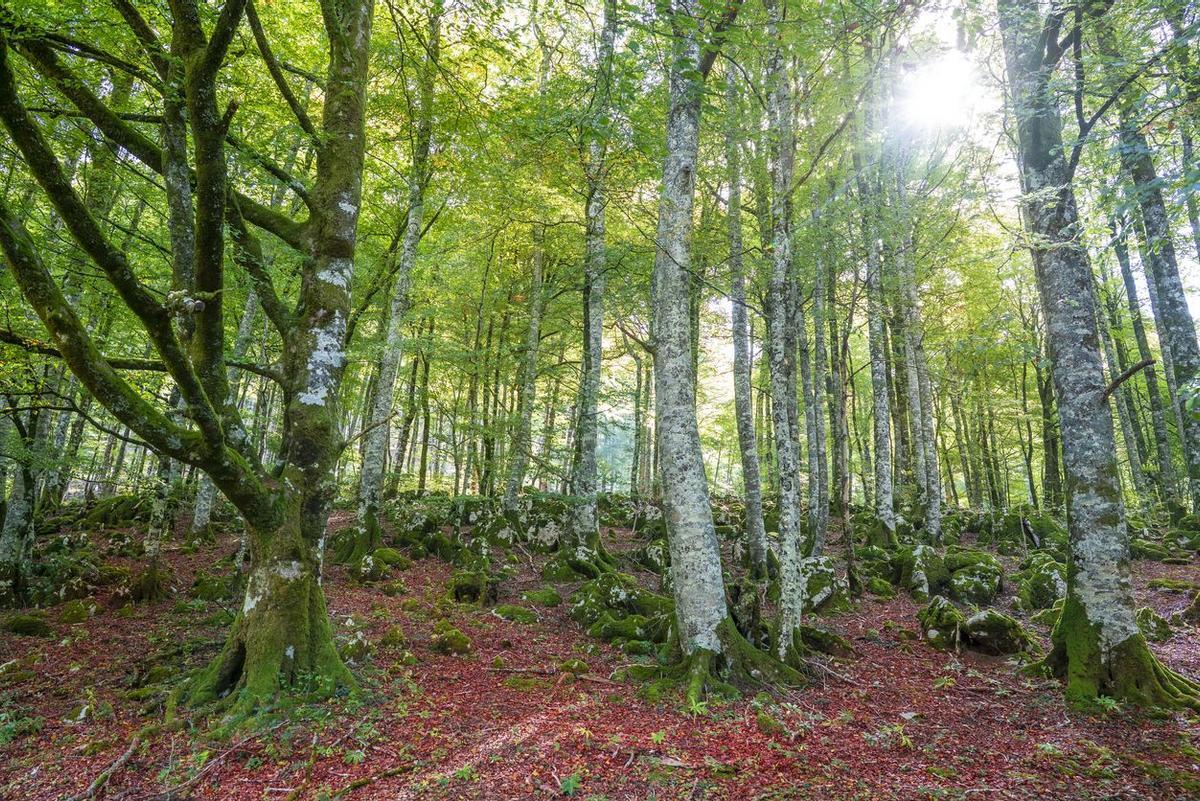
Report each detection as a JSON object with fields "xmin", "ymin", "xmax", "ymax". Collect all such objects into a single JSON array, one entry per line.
[
  {"xmin": 1031, "ymin": 598, "xmax": 1065, "ymax": 628},
  {"xmin": 189, "ymin": 571, "xmax": 228, "ymax": 602},
  {"xmin": 521, "ymin": 587, "xmax": 562, "ymax": 607},
  {"xmin": 502, "ymin": 675, "xmax": 547, "ymax": 691},
  {"xmin": 1147, "ymin": 577, "xmax": 1200, "ymax": 593},
  {"xmin": 799, "ymin": 557, "xmax": 850, "ymax": 614},
  {"xmin": 893, "ymin": 545, "xmax": 949, "ymax": 601},
  {"xmin": 379, "ymin": 625, "xmax": 408, "ymax": 650},
  {"xmin": 963, "ymin": 609, "xmax": 1039, "ymax": 655},
  {"xmin": 381, "ymin": 579, "xmax": 408, "ymax": 597},
  {"xmin": 493, "ymin": 605, "xmax": 537, "ymax": 624},
  {"xmin": 373, "ymin": 548, "xmax": 412, "ymax": 570},
  {"xmin": 1016, "ymin": 553, "xmax": 1067, "ymax": 610},
  {"xmin": 866, "ymin": 576, "xmax": 895, "ymax": 598},
  {"xmin": 559, "ymin": 658, "xmax": 589, "ymax": 675},
  {"xmin": 4, "ymin": 613, "xmax": 51, "ymax": 637},
  {"xmin": 59, "ymin": 599, "xmax": 91, "ymax": 624},
  {"xmin": 1135, "ymin": 607, "xmax": 1172, "ymax": 642},
  {"xmin": 621, "ymin": 639, "xmax": 657, "ymax": 656},
  {"xmin": 431, "ymin": 620, "xmax": 471, "ymax": 655},
  {"xmin": 447, "ymin": 569, "xmax": 494, "ymax": 605},
  {"xmin": 1129, "ymin": 538, "xmax": 1174, "ymax": 561},
  {"xmin": 96, "ymin": 564, "xmax": 131, "ymax": 587},
  {"xmin": 917, "ymin": 597, "xmax": 964, "ymax": 651}
]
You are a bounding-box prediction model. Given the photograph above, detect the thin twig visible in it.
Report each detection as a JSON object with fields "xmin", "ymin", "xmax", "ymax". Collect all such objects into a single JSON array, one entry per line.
[{"xmin": 1102, "ymin": 358, "xmax": 1154, "ymax": 402}]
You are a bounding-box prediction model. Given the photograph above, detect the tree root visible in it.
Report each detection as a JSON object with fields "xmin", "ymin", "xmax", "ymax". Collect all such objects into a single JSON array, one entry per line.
[{"xmin": 628, "ymin": 618, "xmax": 807, "ymax": 708}]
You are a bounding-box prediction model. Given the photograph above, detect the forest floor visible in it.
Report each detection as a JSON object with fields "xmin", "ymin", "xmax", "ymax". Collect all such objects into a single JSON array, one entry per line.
[{"xmin": 2, "ymin": 513, "xmax": 1199, "ymax": 800}]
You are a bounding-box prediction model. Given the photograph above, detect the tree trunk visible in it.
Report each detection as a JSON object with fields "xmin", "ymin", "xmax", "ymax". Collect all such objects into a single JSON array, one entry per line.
[
  {"xmin": 998, "ymin": 0, "xmax": 1198, "ymax": 708},
  {"xmin": 356, "ymin": 0, "xmax": 441, "ymax": 542},
  {"xmin": 725, "ymin": 70, "xmax": 768, "ymax": 578}
]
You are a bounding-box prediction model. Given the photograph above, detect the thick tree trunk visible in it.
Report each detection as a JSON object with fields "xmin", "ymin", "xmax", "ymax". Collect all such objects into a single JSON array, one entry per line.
[
  {"xmin": 651, "ymin": 0, "xmax": 734, "ymax": 665},
  {"xmin": 999, "ymin": 0, "xmax": 1197, "ymax": 708}
]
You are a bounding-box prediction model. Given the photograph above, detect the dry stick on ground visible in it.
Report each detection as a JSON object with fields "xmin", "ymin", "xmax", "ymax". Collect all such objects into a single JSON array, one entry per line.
[
  {"xmin": 64, "ymin": 725, "xmax": 157, "ymax": 801},
  {"xmin": 133, "ymin": 723, "xmax": 284, "ymax": 801}
]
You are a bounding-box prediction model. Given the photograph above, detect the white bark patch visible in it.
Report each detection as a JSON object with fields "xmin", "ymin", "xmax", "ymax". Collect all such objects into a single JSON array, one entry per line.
[
  {"xmin": 299, "ymin": 312, "xmax": 347, "ymax": 406},
  {"xmin": 318, "ymin": 257, "xmax": 352, "ymax": 289}
]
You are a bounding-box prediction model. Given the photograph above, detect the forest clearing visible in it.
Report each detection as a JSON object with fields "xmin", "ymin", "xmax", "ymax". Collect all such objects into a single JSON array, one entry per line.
[{"xmin": 1, "ymin": 0, "xmax": 1199, "ymax": 797}]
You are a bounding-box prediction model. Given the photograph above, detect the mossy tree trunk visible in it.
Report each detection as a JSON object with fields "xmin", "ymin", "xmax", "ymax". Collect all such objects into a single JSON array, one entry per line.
[
  {"xmin": 997, "ymin": 0, "xmax": 1198, "ymax": 709},
  {"xmin": 0, "ymin": 0, "xmax": 375, "ymax": 713}
]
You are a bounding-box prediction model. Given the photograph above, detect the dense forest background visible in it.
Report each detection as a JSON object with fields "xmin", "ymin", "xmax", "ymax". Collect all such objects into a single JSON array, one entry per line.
[{"xmin": 0, "ymin": 0, "xmax": 1198, "ymax": 797}]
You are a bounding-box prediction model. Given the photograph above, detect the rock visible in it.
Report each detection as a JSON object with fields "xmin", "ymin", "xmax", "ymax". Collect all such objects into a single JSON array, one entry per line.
[
  {"xmin": 866, "ymin": 576, "xmax": 895, "ymax": 598},
  {"xmin": 1030, "ymin": 598, "xmax": 1065, "ymax": 628},
  {"xmin": 59, "ymin": 599, "xmax": 92, "ymax": 624},
  {"xmin": 493, "ymin": 604, "xmax": 537, "ymax": 624},
  {"xmin": 1136, "ymin": 607, "xmax": 1172, "ymax": 642},
  {"xmin": 373, "ymin": 548, "xmax": 412, "ymax": 570},
  {"xmin": 381, "ymin": 579, "xmax": 408, "ymax": 597},
  {"xmin": 5, "ymin": 613, "xmax": 51, "ymax": 637},
  {"xmin": 430, "ymin": 620, "xmax": 471, "ymax": 655},
  {"xmin": 1130, "ymin": 538, "xmax": 1174, "ymax": 561},
  {"xmin": 189, "ymin": 571, "xmax": 228, "ymax": 601},
  {"xmin": 521, "ymin": 587, "xmax": 562, "ymax": 607},
  {"xmin": 340, "ymin": 629, "xmax": 374, "ymax": 663},
  {"xmin": 352, "ymin": 553, "xmax": 389, "ymax": 583},
  {"xmin": 1016, "ymin": 553, "xmax": 1066, "ymax": 610},
  {"xmin": 894, "ymin": 545, "xmax": 949, "ymax": 601},
  {"xmin": 632, "ymin": 539, "xmax": 670, "ymax": 574},
  {"xmin": 96, "ymin": 564, "xmax": 132, "ymax": 587},
  {"xmin": 917, "ymin": 596, "xmax": 964, "ymax": 651},
  {"xmin": 559, "ymin": 658, "xmax": 589, "ymax": 675},
  {"xmin": 448, "ymin": 569, "xmax": 495, "ymax": 604},
  {"xmin": 962, "ymin": 609, "xmax": 1038, "ymax": 655},
  {"xmin": 799, "ymin": 556, "xmax": 851, "ymax": 614}
]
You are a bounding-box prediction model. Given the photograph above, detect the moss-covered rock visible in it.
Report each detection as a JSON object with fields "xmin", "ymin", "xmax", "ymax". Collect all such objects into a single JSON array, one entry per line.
[
  {"xmin": 339, "ymin": 629, "xmax": 374, "ymax": 663},
  {"xmin": 1016, "ymin": 553, "xmax": 1066, "ymax": 610},
  {"xmin": 430, "ymin": 620, "xmax": 471, "ymax": 655},
  {"xmin": 493, "ymin": 604, "xmax": 538, "ymax": 624},
  {"xmin": 1030, "ymin": 598, "xmax": 1065, "ymax": 628},
  {"xmin": 632, "ymin": 539, "xmax": 671, "ymax": 574},
  {"xmin": 893, "ymin": 544, "xmax": 949, "ymax": 601},
  {"xmin": 6, "ymin": 613, "xmax": 52, "ymax": 638},
  {"xmin": 1130, "ymin": 538, "xmax": 1174, "ymax": 561},
  {"xmin": 380, "ymin": 579, "xmax": 409, "ymax": 597},
  {"xmin": 95, "ymin": 563, "xmax": 132, "ymax": 587},
  {"xmin": 189, "ymin": 571, "xmax": 228, "ymax": 602},
  {"xmin": 866, "ymin": 576, "xmax": 895, "ymax": 598},
  {"xmin": 962, "ymin": 609, "xmax": 1038, "ymax": 655},
  {"xmin": 587, "ymin": 612, "xmax": 667, "ymax": 643},
  {"xmin": 1136, "ymin": 607, "xmax": 1172, "ymax": 642},
  {"xmin": 373, "ymin": 547, "xmax": 412, "ymax": 570},
  {"xmin": 799, "ymin": 556, "xmax": 850, "ymax": 614},
  {"xmin": 917, "ymin": 596, "xmax": 964, "ymax": 651},
  {"xmin": 949, "ymin": 566, "xmax": 1003, "ymax": 606},
  {"xmin": 448, "ymin": 569, "xmax": 495, "ymax": 605},
  {"xmin": 521, "ymin": 587, "xmax": 562, "ymax": 607},
  {"xmin": 559, "ymin": 658, "xmax": 589, "ymax": 675},
  {"xmin": 351, "ymin": 552, "xmax": 390, "ymax": 583},
  {"xmin": 59, "ymin": 599, "xmax": 92, "ymax": 624},
  {"xmin": 568, "ymin": 571, "xmax": 672, "ymax": 625}
]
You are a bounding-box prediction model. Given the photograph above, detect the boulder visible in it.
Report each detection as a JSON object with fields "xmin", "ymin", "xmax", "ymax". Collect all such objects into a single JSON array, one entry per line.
[{"xmin": 962, "ymin": 609, "xmax": 1039, "ymax": 655}]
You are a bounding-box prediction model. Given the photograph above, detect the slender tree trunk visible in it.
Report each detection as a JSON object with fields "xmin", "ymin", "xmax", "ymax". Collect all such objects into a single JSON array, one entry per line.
[
  {"xmin": 356, "ymin": 0, "xmax": 441, "ymax": 543},
  {"xmin": 725, "ymin": 70, "xmax": 768, "ymax": 578}
]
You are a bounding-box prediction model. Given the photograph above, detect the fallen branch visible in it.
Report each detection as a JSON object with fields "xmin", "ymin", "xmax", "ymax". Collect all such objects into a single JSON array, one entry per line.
[{"xmin": 65, "ymin": 725, "xmax": 156, "ymax": 801}]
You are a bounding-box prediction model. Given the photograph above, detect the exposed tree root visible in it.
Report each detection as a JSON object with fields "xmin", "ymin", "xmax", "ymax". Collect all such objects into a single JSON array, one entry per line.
[
  {"xmin": 185, "ymin": 568, "xmax": 354, "ymax": 724},
  {"xmin": 1044, "ymin": 600, "xmax": 1200, "ymax": 711}
]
